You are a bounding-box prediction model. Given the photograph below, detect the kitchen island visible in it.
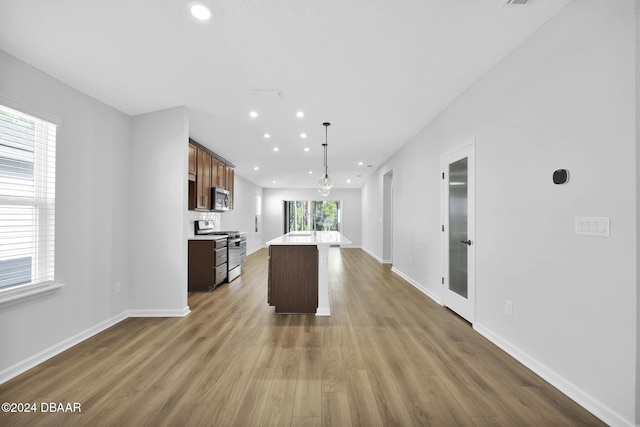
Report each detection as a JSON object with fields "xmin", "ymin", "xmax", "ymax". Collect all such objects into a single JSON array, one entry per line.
[{"xmin": 266, "ymin": 231, "xmax": 352, "ymax": 316}]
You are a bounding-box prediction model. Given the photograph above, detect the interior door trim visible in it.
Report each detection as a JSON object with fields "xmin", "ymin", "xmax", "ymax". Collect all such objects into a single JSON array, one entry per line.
[{"xmin": 441, "ymin": 139, "xmax": 476, "ymax": 324}]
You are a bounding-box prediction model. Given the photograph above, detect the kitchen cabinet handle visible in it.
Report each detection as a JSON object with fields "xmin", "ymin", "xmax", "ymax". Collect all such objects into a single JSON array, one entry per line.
[{"xmin": 460, "ymin": 240, "xmax": 472, "ymax": 246}]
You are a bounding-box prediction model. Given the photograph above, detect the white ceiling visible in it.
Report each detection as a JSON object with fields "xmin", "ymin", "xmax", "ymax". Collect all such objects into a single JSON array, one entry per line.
[{"xmin": 0, "ymin": 0, "xmax": 572, "ymax": 189}]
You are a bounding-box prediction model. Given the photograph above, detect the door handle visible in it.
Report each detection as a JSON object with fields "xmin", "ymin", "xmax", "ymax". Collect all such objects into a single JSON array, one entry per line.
[{"xmin": 460, "ymin": 240, "xmax": 472, "ymax": 246}]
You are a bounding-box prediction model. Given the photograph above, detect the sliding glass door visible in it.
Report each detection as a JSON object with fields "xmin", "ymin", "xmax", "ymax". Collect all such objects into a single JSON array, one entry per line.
[{"xmin": 284, "ymin": 200, "xmax": 340, "ymax": 233}]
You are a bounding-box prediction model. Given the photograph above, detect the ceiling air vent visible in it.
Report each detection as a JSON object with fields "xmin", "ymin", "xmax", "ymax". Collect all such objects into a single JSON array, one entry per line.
[
  {"xmin": 506, "ymin": 0, "xmax": 529, "ymax": 4},
  {"xmin": 250, "ymin": 89, "xmax": 283, "ymax": 96}
]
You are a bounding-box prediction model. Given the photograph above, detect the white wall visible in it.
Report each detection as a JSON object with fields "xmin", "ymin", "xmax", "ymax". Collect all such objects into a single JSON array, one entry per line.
[
  {"xmin": 262, "ymin": 188, "xmax": 362, "ymax": 246},
  {"xmin": 636, "ymin": 2, "xmax": 640, "ymax": 423},
  {"xmin": 362, "ymin": 1, "xmax": 636, "ymax": 425},
  {"xmin": 218, "ymin": 173, "xmax": 264, "ymax": 255},
  {"xmin": 0, "ymin": 50, "xmax": 132, "ymax": 379},
  {"xmin": 130, "ymin": 107, "xmax": 189, "ymax": 315}
]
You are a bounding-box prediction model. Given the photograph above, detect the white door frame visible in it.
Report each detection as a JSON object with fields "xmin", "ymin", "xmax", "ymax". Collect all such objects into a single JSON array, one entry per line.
[{"xmin": 441, "ymin": 141, "xmax": 475, "ymax": 323}]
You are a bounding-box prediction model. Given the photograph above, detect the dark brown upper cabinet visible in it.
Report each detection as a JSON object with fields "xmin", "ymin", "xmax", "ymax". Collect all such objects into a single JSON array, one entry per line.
[{"xmin": 188, "ymin": 139, "xmax": 235, "ymax": 211}]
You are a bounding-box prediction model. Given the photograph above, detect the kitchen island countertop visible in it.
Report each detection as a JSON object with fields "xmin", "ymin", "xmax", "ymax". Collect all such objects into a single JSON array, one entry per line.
[{"xmin": 266, "ymin": 231, "xmax": 352, "ymax": 246}]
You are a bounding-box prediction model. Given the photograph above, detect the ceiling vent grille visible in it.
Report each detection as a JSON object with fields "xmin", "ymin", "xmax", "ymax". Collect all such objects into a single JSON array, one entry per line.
[
  {"xmin": 250, "ymin": 89, "xmax": 283, "ymax": 96},
  {"xmin": 506, "ymin": 0, "xmax": 529, "ymax": 4}
]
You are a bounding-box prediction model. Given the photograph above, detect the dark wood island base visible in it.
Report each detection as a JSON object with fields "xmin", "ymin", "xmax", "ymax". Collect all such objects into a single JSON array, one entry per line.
[{"xmin": 268, "ymin": 245, "xmax": 318, "ymax": 313}]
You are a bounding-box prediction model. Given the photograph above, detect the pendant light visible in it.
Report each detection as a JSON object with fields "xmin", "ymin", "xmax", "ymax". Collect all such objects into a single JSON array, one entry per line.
[{"xmin": 318, "ymin": 122, "xmax": 333, "ymax": 196}]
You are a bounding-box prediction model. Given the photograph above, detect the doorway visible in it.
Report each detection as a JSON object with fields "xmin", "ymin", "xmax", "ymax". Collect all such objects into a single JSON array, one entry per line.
[
  {"xmin": 442, "ymin": 143, "xmax": 475, "ymax": 323},
  {"xmin": 383, "ymin": 171, "xmax": 393, "ymax": 264}
]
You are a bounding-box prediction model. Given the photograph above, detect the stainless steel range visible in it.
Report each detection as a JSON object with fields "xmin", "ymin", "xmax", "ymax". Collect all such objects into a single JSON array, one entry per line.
[
  {"xmin": 217, "ymin": 231, "xmax": 246, "ymax": 281},
  {"xmin": 194, "ymin": 222, "xmax": 246, "ymax": 282}
]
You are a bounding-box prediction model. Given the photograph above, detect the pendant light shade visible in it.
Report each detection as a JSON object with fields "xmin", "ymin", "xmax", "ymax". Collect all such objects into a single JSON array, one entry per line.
[{"xmin": 318, "ymin": 122, "xmax": 332, "ymax": 196}]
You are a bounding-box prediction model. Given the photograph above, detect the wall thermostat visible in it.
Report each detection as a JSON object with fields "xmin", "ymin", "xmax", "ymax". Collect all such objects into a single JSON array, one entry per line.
[{"xmin": 553, "ymin": 169, "xmax": 569, "ymax": 184}]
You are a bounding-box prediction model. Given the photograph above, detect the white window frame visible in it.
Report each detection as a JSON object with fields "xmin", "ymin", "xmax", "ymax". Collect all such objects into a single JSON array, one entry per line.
[{"xmin": 0, "ymin": 101, "xmax": 63, "ymax": 305}]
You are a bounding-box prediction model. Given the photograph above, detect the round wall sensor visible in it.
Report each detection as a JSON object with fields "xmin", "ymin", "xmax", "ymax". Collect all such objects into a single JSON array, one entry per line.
[{"xmin": 553, "ymin": 169, "xmax": 569, "ymax": 184}]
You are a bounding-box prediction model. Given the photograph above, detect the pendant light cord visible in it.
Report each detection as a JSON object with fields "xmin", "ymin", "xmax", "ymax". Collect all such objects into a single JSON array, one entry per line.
[
  {"xmin": 323, "ymin": 123, "xmax": 328, "ymax": 177},
  {"xmin": 318, "ymin": 122, "xmax": 332, "ymax": 196}
]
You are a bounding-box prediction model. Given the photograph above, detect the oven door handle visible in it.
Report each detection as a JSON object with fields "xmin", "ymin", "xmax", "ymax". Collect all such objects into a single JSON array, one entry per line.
[{"xmin": 228, "ymin": 238, "xmax": 241, "ymax": 244}]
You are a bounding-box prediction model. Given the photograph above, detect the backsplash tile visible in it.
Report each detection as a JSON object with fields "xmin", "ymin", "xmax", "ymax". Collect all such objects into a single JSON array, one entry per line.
[{"xmin": 187, "ymin": 211, "xmax": 222, "ymax": 238}]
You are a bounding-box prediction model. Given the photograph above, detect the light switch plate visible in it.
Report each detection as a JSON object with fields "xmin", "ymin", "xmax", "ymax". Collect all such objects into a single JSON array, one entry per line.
[{"xmin": 575, "ymin": 217, "xmax": 609, "ymax": 237}]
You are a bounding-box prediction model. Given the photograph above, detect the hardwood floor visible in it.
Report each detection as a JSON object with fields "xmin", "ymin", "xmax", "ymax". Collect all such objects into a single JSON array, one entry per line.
[{"xmin": 0, "ymin": 248, "xmax": 605, "ymax": 426}]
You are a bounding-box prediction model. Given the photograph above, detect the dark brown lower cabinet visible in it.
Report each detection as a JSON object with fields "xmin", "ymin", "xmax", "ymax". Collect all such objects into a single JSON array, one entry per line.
[
  {"xmin": 188, "ymin": 238, "xmax": 228, "ymax": 291},
  {"xmin": 268, "ymin": 245, "xmax": 318, "ymax": 314}
]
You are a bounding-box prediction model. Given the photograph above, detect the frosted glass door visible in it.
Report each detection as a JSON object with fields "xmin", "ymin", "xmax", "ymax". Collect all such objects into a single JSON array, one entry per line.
[
  {"xmin": 449, "ymin": 157, "xmax": 468, "ymax": 298},
  {"xmin": 442, "ymin": 142, "xmax": 474, "ymax": 323}
]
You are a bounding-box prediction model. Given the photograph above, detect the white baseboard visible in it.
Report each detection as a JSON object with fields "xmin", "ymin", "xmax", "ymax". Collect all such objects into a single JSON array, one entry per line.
[
  {"xmin": 359, "ymin": 249, "xmax": 442, "ymax": 305},
  {"xmin": 128, "ymin": 307, "xmax": 191, "ymax": 317},
  {"xmin": 474, "ymin": 323, "xmax": 633, "ymax": 427},
  {"xmin": 360, "ymin": 246, "xmax": 384, "ymax": 263},
  {"xmin": 315, "ymin": 308, "xmax": 331, "ymax": 316},
  {"xmin": 0, "ymin": 305, "xmax": 191, "ymax": 385},
  {"xmin": 391, "ymin": 266, "xmax": 443, "ymax": 305},
  {"xmin": 0, "ymin": 311, "xmax": 128, "ymax": 385}
]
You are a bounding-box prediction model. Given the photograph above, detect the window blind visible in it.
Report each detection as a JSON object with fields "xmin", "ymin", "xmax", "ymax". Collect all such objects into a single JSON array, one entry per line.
[{"xmin": 0, "ymin": 104, "xmax": 56, "ymax": 291}]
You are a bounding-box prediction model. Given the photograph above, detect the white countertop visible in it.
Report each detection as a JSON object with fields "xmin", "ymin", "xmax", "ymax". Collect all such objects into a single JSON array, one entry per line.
[
  {"xmin": 188, "ymin": 234, "xmax": 229, "ymax": 241},
  {"xmin": 266, "ymin": 231, "xmax": 352, "ymax": 246}
]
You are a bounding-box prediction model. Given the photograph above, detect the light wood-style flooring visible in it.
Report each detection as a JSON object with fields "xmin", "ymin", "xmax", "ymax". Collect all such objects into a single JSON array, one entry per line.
[{"xmin": 0, "ymin": 248, "xmax": 605, "ymax": 426}]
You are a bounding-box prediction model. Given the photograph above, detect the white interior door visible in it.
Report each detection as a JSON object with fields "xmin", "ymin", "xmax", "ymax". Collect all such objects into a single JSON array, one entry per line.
[{"xmin": 442, "ymin": 143, "xmax": 475, "ymax": 323}]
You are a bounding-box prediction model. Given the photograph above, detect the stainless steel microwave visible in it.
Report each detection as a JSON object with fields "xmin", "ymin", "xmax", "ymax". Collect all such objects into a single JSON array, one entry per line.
[{"xmin": 211, "ymin": 187, "xmax": 231, "ymax": 211}]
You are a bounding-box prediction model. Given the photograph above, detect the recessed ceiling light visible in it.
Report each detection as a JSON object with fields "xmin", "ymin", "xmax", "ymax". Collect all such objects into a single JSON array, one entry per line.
[
  {"xmin": 358, "ymin": 161, "xmax": 363, "ymax": 166},
  {"xmin": 296, "ymin": 111, "xmax": 304, "ymax": 118},
  {"xmin": 254, "ymin": 166, "xmax": 259, "ymax": 171},
  {"xmin": 308, "ymin": 171, "xmax": 313, "ymax": 174},
  {"xmin": 189, "ymin": 2, "xmax": 212, "ymax": 20},
  {"xmin": 249, "ymin": 111, "xmax": 258, "ymax": 118},
  {"xmin": 304, "ymin": 147, "xmax": 310, "ymax": 152},
  {"xmin": 300, "ymin": 133, "xmax": 307, "ymax": 139},
  {"xmin": 273, "ymin": 147, "xmax": 279, "ymax": 152},
  {"xmin": 272, "ymin": 180, "xmax": 276, "ymax": 184},
  {"xmin": 347, "ymin": 179, "xmax": 351, "ymax": 184},
  {"xmin": 264, "ymin": 133, "xmax": 271, "ymax": 139}
]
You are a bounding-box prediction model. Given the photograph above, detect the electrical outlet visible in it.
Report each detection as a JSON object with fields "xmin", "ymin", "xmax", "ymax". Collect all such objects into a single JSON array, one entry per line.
[
  {"xmin": 505, "ymin": 300, "xmax": 513, "ymax": 316},
  {"xmin": 114, "ymin": 282, "xmax": 121, "ymax": 294}
]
